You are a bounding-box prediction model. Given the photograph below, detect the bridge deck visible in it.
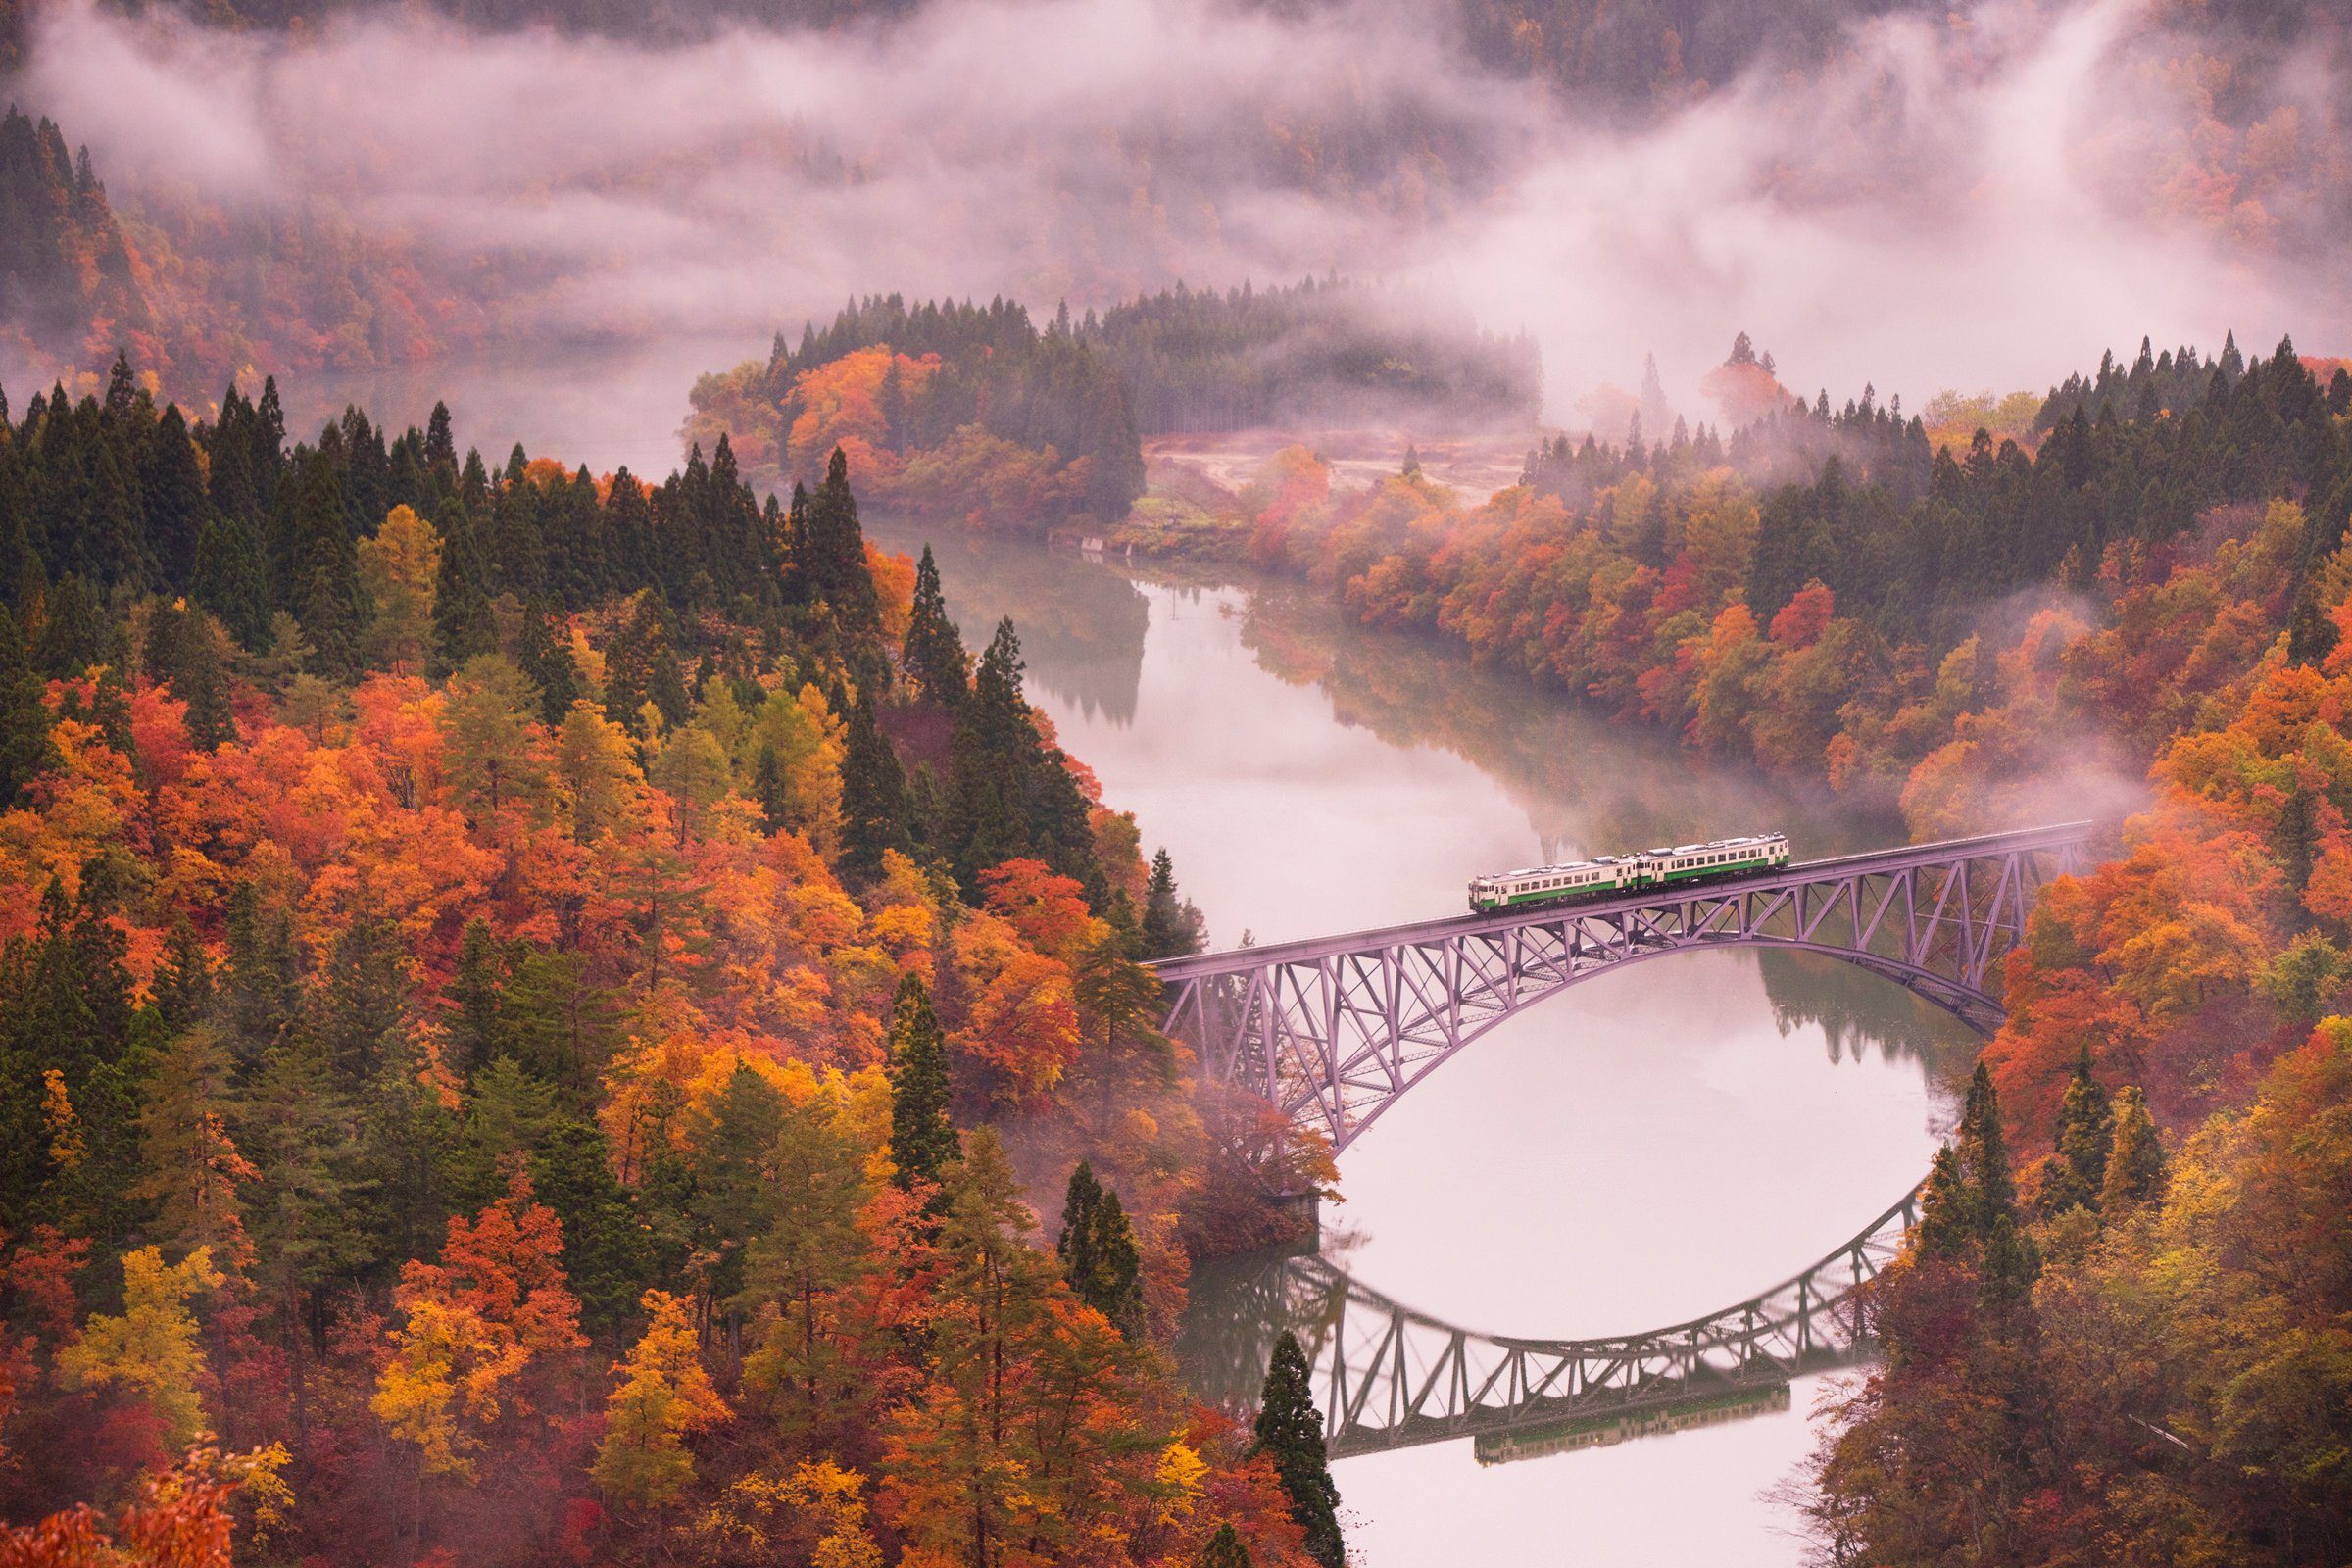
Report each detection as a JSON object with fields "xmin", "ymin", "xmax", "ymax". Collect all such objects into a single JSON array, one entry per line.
[{"xmin": 1147, "ymin": 821, "xmax": 2095, "ymax": 980}]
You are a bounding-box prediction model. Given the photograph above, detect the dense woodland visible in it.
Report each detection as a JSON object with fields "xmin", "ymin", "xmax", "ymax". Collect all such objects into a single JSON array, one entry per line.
[
  {"xmin": 1083, "ymin": 279, "xmax": 1539, "ymax": 437},
  {"xmin": 687, "ymin": 298, "xmax": 1147, "ymax": 530},
  {"xmin": 0, "ymin": 360, "xmax": 1381, "ymax": 1568}
]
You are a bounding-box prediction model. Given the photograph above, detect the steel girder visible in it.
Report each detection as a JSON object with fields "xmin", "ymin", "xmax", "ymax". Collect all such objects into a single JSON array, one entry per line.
[
  {"xmin": 1198, "ymin": 1188, "xmax": 1919, "ymax": 1458},
  {"xmin": 1152, "ymin": 822, "xmax": 2093, "ymax": 1156}
]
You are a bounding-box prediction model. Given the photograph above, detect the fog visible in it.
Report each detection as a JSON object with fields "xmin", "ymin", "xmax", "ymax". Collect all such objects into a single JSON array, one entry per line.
[{"xmin": 6, "ymin": 0, "xmax": 2349, "ymax": 465}]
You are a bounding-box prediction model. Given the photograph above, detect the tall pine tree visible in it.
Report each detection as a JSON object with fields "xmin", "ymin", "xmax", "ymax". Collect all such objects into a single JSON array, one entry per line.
[
  {"xmin": 1251, "ymin": 1330, "xmax": 1344, "ymax": 1568},
  {"xmin": 886, "ymin": 974, "xmax": 957, "ymax": 1198}
]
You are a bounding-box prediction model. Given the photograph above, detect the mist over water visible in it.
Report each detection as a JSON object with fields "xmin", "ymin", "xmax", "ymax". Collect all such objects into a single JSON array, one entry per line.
[{"xmin": 8, "ymin": 0, "xmax": 2350, "ymax": 463}]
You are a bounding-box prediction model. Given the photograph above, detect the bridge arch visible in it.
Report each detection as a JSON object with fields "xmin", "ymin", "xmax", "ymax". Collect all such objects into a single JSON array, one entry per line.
[
  {"xmin": 1180, "ymin": 1185, "xmax": 1920, "ymax": 1459},
  {"xmin": 1152, "ymin": 823, "xmax": 2091, "ymax": 1156}
]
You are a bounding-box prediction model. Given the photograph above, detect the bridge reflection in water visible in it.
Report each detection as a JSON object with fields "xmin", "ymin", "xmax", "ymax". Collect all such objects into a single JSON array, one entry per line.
[{"xmin": 1178, "ymin": 1188, "xmax": 1917, "ymax": 1463}]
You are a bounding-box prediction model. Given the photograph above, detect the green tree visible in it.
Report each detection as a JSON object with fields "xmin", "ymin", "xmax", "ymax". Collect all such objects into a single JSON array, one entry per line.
[
  {"xmin": 1915, "ymin": 1143, "xmax": 1973, "ymax": 1261},
  {"xmin": 1197, "ymin": 1523, "xmax": 1253, "ymax": 1568},
  {"xmin": 2100, "ymin": 1086, "xmax": 2166, "ymax": 1210},
  {"xmin": 689, "ymin": 1064, "xmax": 786, "ymax": 1323},
  {"xmin": 1055, "ymin": 1161, "xmax": 1145, "ymax": 1338},
  {"xmin": 1142, "ymin": 848, "xmax": 1204, "ymax": 957},
  {"xmin": 1251, "ymin": 1330, "xmax": 1343, "ymax": 1568},
  {"xmin": 903, "ymin": 544, "xmax": 968, "ymax": 705},
  {"xmin": 0, "ymin": 606, "xmax": 57, "ymax": 805},
  {"xmin": 443, "ymin": 654, "xmax": 542, "ymax": 821},
  {"xmin": 886, "ymin": 973, "xmax": 957, "ymax": 1197},
  {"xmin": 527, "ymin": 1118, "xmax": 648, "ymax": 1338},
  {"xmin": 1956, "ymin": 1060, "xmax": 2015, "ymax": 1236},
  {"xmin": 429, "ymin": 499, "xmax": 496, "ymax": 674},
  {"xmin": 191, "ymin": 512, "xmax": 272, "ymax": 651},
  {"xmin": 739, "ymin": 1091, "xmax": 871, "ymax": 1446},
  {"xmin": 144, "ymin": 597, "xmax": 233, "ymax": 750},
  {"xmin": 839, "ymin": 688, "xmax": 912, "ymax": 875},
  {"xmin": 446, "ymin": 918, "xmax": 506, "ymax": 1078},
  {"xmin": 133, "ymin": 1023, "xmax": 254, "ymax": 1263},
  {"xmin": 2040, "ymin": 1047, "xmax": 2113, "ymax": 1215}
]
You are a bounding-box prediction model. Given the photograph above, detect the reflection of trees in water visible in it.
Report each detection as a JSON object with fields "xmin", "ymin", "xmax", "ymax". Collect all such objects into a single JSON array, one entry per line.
[
  {"xmin": 856, "ymin": 527, "xmax": 1919, "ymax": 876},
  {"xmin": 863, "ymin": 520, "xmax": 1150, "ymax": 725},
  {"xmin": 1207, "ymin": 576, "xmax": 1904, "ymax": 861},
  {"xmin": 1178, "ymin": 1247, "xmax": 1320, "ymax": 1415},
  {"xmin": 1757, "ymin": 950, "xmax": 1979, "ymax": 1100}
]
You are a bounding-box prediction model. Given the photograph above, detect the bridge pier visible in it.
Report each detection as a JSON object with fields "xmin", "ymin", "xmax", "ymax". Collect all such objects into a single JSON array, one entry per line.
[{"xmin": 1271, "ymin": 1187, "xmax": 1322, "ymax": 1249}]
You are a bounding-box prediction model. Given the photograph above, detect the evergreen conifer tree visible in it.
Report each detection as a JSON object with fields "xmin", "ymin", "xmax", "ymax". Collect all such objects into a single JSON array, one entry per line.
[
  {"xmin": 1055, "ymin": 1161, "xmax": 1145, "ymax": 1337},
  {"xmin": 191, "ymin": 514, "xmax": 271, "ymax": 650},
  {"xmin": 903, "ymin": 545, "xmax": 969, "ymax": 705},
  {"xmin": 1957, "ymin": 1060, "xmax": 2015, "ymax": 1235},
  {"xmin": 151, "ymin": 917, "xmax": 213, "ymax": 1033},
  {"xmin": 886, "ymin": 974, "xmax": 957, "ymax": 1198},
  {"xmin": 139, "ymin": 406, "xmax": 208, "ymax": 589},
  {"xmin": 429, "ymin": 499, "xmax": 495, "ymax": 674},
  {"xmin": 1979, "ymin": 1211, "xmax": 2040, "ymax": 1309},
  {"xmin": 840, "ymin": 689, "xmax": 913, "ymax": 874},
  {"xmin": 1251, "ymin": 1330, "xmax": 1344, "ymax": 1568},
  {"xmin": 802, "ymin": 448, "xmax": 882, "ymax": 642},
  {"xmin": 1916, "ymin": 1143, "xmax": 1972, "ymax": 1261},
  {"xmin": 0, "ymin": 606, "xmax": 57, "ymax": 806},
  {"xmin": 2100, "ymin": 1087, "xmax": 2166, "ymax": 1210},
  {"xmin": 446, "ymin": 919, "xmax": 506, "ymax": 1078},
  {"xmin": 2043, "ymin": 1047, "xmax": 2113, "ymax": 1214},
  {"xmin": 1196, "ymin": 1524, "xmax": 1253, "ymax": 1568},
  {"xmin": 754, "ymin": 742, "xmax": 789, "ymax": 835},
  {"xmin": 1142, "ymin": 849, "xmax": 1202, "ymax": 957}
]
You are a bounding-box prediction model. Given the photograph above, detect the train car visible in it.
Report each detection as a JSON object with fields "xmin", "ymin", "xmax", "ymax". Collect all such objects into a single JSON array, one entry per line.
[{"xmin": 1467, "ymin": 833, "xmax": 1790, "ymax": 913}]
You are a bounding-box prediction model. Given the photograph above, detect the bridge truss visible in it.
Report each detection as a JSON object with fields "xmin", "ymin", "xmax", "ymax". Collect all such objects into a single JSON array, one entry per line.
[
  {"xmin": 1184, "ymin": 1188, "xmax": 1919, "ymax": 1458},
  {"xmin": 1152, "ymin": 822, "xmax": 2093, "ymax": 1156}
]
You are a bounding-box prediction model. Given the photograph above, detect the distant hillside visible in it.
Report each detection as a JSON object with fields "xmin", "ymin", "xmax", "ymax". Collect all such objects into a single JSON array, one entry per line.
[
  {"xmin": 0, "ymin": 106, "xmax": 150, "ymax": 368},
  {"xmin": 686, "ymin": 295, "xmax": 1147, "ymax": 529},
  {"xmin": 1084, "ymin": 277, "xmax": 1540, "ymax": 436},
  {"xmin": 685, "ymin": 283, "xmax": 1541, "ymax": 531}
]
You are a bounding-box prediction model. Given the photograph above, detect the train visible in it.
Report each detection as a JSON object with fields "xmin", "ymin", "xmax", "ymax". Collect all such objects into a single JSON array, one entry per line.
[{"xmin": 1467, "ymin": 832, "xmax": 1791, "ymax": 913}]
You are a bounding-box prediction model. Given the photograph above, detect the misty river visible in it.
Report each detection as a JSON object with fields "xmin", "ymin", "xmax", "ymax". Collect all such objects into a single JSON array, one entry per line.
[{"xmin": 867, "ymin": 518, "xmax": 1981, "ymax": 1568}]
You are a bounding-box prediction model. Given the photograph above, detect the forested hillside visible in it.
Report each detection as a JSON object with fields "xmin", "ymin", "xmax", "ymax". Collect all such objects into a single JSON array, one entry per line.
[
  {"xmin": 0, "ymin": 360, "xmax": 1361, "ymax": 1568},
  {"xmin": 0, "ymin": 108, "xmax": 147, "ymax": 369},
  {"xmin": 685, "ymin": 283, "xmax": 1540, "ymax": 533},
  {"xmin": 686, "ymin": 297, "xmax": 1147, "ymax": 530},
  {"xmin": 1084, "ymin": 279, "xmax": 1540, "ymax": 436},
  {"xmin": 1238, "ymin": 335, "xmax": 2352, "ymax": 824}
]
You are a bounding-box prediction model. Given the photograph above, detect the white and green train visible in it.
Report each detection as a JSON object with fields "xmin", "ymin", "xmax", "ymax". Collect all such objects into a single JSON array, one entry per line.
[{"xmin": 1467, "ymin": 833, "xmax": 1791, "ymax": 913}]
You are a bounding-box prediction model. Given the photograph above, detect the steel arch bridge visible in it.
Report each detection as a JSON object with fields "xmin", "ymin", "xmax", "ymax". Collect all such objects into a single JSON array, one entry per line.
[
  {"xmin": 1181, "ymin": 1187, "xmax": 1919, "ymax": 1459},
  {"xmin": 1150, "ymin": 822, "xmax": 2093, "ymax": 1156}
]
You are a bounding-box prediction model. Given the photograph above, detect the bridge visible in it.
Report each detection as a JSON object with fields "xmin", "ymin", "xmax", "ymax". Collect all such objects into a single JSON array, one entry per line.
[
  {"xmin": 1179, "ymin": 1186, "xmax": 1918, "ymax": 1459},
  {"xmin": 1151, "ymin": 822, "xmax": 2094, "ymax": 1157}
]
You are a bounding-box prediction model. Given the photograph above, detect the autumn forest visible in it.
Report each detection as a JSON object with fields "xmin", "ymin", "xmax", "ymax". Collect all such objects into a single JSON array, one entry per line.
[{"xmin": 4, "ymin": 0, "xmax": 2352, "ymax": 1565}]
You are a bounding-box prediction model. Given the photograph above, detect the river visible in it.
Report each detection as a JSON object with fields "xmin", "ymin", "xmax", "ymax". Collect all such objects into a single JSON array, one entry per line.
[{"xmin": 865, "ymin": 518, "xmax": 1981, "ymax": 1568}]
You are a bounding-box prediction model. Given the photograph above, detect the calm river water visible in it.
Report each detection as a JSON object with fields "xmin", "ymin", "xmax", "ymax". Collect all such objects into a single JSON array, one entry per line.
[{"xmin": 868, "ymin": 520, "xmax": 1979, "ymax": 1568}]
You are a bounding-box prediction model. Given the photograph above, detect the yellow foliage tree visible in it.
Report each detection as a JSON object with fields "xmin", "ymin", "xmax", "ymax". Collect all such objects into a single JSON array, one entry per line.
[
  {"xmin": 58, "ymin": 1245, "xmax": 225, "ymax": 1446},
  {"xmin": 357, "ymin": 505, "xmax": 443, "ymax": 674},
  {"xmin": 370, "ymin": 1296, "xmax": 529, "ymax": 1481},
  {"xmin": 592, "ymin": 1290, "xmax": 728, "ymax": 1509}
]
